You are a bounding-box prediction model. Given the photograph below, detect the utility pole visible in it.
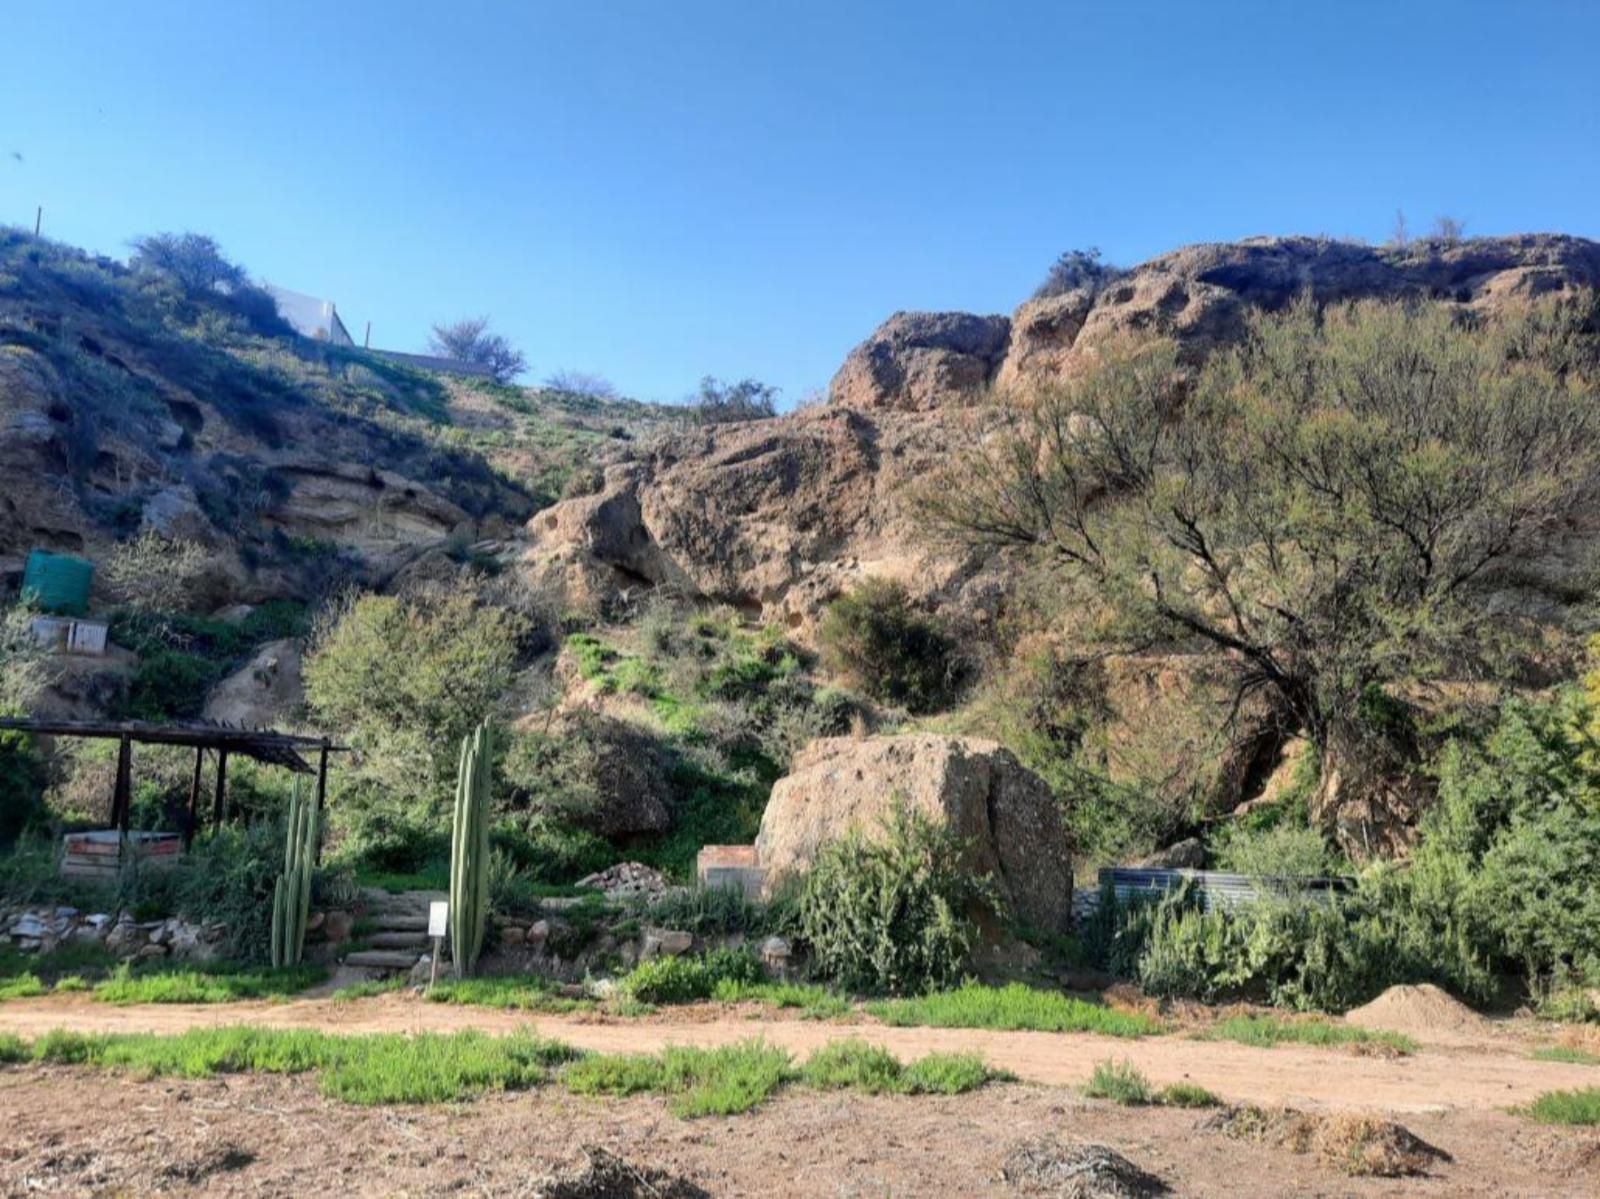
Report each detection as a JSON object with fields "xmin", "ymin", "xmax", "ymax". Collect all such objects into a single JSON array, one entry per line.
[
  {"xmin": 34, "ymin": 206, "xmax": 41, "ymax": 236},
  {"xmin": 363, "ymin": 321, "xmax": 371, "ymax": 349}
]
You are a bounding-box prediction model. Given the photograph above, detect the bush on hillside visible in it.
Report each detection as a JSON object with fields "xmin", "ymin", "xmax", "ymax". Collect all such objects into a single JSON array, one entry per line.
[
  {"xmin": 304, "ymin": 591, "xmax": 527, "ymax": 854},
  {"xmin": 794, "ymin": 802, "xmax": 989, "ymax": 995},
  {"xmin": 1033, "ymin": 246, "xmax": 1126, "ymax": 299},
  {"xmin": 818, "ymin": 579, "xmax": 966, "ymax": 714},
  {"xmin": 690, "ymin": 376, "xmax": 779, "ymax": 424},
  {"xmin": 926, "ymin": 299, "xmax": 1600, "ymax": 801}
]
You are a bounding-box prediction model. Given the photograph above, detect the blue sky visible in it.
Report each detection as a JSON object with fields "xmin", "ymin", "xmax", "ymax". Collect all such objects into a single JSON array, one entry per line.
[{"xmin": 2, "ymin": 1, "xmax": 1597, "ymax": 403}]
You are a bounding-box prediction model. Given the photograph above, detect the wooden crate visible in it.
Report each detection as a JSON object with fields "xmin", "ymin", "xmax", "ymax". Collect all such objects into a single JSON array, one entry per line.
[{"xmin": 62, "ymin": 830, "xmax": 183, "ymax": 880}]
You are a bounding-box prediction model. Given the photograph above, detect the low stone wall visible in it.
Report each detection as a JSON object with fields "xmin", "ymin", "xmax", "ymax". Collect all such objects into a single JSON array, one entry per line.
[{"xmin": 4, "ymin": 905, "xmax": 227, "ymax": 963}]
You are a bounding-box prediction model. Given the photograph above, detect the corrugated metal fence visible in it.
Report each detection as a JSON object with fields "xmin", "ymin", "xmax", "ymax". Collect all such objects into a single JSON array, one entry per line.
[{"xmin": 1074, "ymin": 867, "xmax": 1355, "ymax": 923}]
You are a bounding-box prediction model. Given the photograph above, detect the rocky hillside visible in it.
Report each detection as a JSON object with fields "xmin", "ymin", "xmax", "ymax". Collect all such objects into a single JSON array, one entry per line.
[
  {"xmin": 519, "ymin": 233, "xmax": 1600, "ymax": 860},
  {"xmin": 524, "ymin": 233, "xmax": 1600, "ymax": 629},
  {"xmin": 0, "ymin": 229, "xmax": 666, "ymax": 611}
]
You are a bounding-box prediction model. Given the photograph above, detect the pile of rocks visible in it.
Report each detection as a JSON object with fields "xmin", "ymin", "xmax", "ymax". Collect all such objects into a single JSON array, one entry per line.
[
  {"xmin": 575, "ymin": 862, "xmax": 671, "ymax": 899},
  {"xmin": 4, "ymin": 906, "xmax": 226, "ymax": 963}
]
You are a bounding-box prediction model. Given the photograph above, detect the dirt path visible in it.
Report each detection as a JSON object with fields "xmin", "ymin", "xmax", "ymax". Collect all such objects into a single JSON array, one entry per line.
[{"xmin": 1, "ymin": 992, "xmax": 1591, "ymax": 1114}]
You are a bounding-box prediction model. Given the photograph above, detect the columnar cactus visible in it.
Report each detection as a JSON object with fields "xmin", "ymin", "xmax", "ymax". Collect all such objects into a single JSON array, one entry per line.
[
  {"xmin": 449, "ymin": 720, "xmax": 492, "ymax": 978},
  {"xmin": 270, "ymin": 780, "xmax": 317, "ymax": 969}
]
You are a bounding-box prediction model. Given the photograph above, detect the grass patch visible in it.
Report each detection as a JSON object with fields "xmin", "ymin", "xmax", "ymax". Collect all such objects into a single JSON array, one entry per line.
[
  {"xmin": 331, "ymin": 978, "xmax": 407, "ymax": 1002},
  {"xmin": 1159, "ymin": 1081, "xmax": 1222, "ymax": 1107},
  {"xmin": 710, "ymin": 979, "xmax": 852, "ymax": 1019},
  {"xmin": 0, "ymin": 943, "xmax": 120, "ymax": 997},
  {"xmin": 1524, "ymin": 1087, "xmax": 1600, "ymax": 1125},
  {"xmin": 868, "ymin": 981, "xmax": 1159, "ymax": 1037},
  {"xmin": 0, "ymin": 973, "xmax": 47, "ymax": 1000},
  {"xmin": 425, "ymin": 973, "xmax": 590, "ymax": 1013},
  {"xmin": 1532, "ymin": 1045, "xmax": 1600, "ymax": 1066},
  {"xmin": 1200, "ymin": 1015, "xmax": 1416, "ymax": 1055},
  {"xmin": 799, "ymin": 1037, "xmax": 904, "ymax": 1094},
  {"xmin": 1085, "ymin": 1058, "xmax": 1154, "ymax": 1105},
  {"xmin": 566, "ymin": 1036, "xmax": 1008, "ymax": 1117},
  {"xmin": 91, "ymin": 961, "xmax": 327, "ymax": 1005},
  {"xmin": 12, "ymin": 1025, "xmax": 580, "ymax": 1104},
  {"xmin": 564, "ymin": 1039, "xmax": 793, "ymax": 1118}
]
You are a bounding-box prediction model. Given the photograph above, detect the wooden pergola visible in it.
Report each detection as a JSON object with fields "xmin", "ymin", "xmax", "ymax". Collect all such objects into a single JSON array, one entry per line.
[{"xmin": 0, "ymin": 717, "xmax": 347, "ymax": 843}]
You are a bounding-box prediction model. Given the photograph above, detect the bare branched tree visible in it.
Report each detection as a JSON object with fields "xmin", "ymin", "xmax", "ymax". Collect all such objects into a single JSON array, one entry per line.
[
  {"xmin": 430, "ymin": 317, "xmax": 528, "ymax": 384},
  {"xmin": 543, "ymin": 369, "xmax": 618, "ymax": 400}
]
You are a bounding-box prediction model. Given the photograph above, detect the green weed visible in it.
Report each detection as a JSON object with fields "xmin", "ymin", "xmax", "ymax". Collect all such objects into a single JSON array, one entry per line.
[
  {"xmin": 1084, "ymin": 1058, "xmax": 1154, "ymax": 1105},
  {"xmin": 868, "ymin": 981, "xmax": 1159, "ymax": 1037},
  {"xmin": 1524, "ymin": 1087, "xmax": 1600, "ymax": 1125},
  {"xmin": 1201, "ymin": 1015, "xmax": 1416, "ymax": 1055},
  {"xmin": 92, "ymin": 962, "xmax": 327, "ymax": 1005},
  {"xmin": 1532, "ymin": 1045, "xmax": 1600, "ymax": 1066},
  {"xmin": 1159, "ymin": 1081, "xmax": 1222, "ymax": 1107}
]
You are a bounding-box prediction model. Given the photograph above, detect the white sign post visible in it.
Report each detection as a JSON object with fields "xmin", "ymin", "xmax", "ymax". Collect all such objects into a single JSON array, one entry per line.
[{"xmin": 427, "ymin": 901, "xmax": 449, "ymax": 989}]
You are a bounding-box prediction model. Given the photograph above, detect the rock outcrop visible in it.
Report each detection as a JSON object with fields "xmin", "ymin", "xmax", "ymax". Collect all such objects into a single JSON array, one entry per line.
[
  {"xmin": 201, "ymin": 639, "xmax": 304, "ymax": 729},
  {"xmin": 754, "ymin": 734, "xmax": 1072, "ymax": 932},
  {"xmin": 521, "ymin": 404, "xmax": 1006, "ymax": 631},
  {"xmin": 829, "ymin": 311, "xmax": 1010, "ymax": 411},
  {"xmin": 999, "ymin": 233, "xmax": 1600, "ymax": 388}
]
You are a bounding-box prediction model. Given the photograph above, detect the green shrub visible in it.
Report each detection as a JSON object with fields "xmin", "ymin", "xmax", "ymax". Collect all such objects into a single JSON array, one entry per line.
[
  {"xmin": 800, "ymin": 1037, "xmax": 905, "ymax": 1094},
  {"xmin": 818, "ymin": 579, "xmax": 966, "ymax": 714},
  {"xmin": 304, "ymin": 592, "xmax": 527, "ymax": 840},
  {"xmin": 794, "ymin": 802, "xmax": 987, "ymax": 995},
  {"xmin": 563, "ymin": 1039, "xmax": 793, "ymax": 1117},
  {"xmin": 900, "ymin": 1051, "xmax": 1009, "ymax": 1094},
  {"xmin": 1201, "ymin": 1015, "xmax": 1416, "ymax": 1054},
  {"xmin": 92, "ymin": 961, "xmax": 326, "ymax": 1004},
  {"xmin": 1159, "ymin": 1081, "xmax": 1221, "ymax": 1107},
  {"xmin": 868, "ymin": 980, "xmax": 1157, "ymax": 1037},
  {"xmin": 1084, "ymin": 1058, "xmax": 1153, "ymax": 1104},
  {"xmin": 1524, "ymin": 1087, "xmax": 1600, "ymax": 1125},
  {"xmin": 621, "ymin": 947, "xmax": 763, "ymax": 1005}
]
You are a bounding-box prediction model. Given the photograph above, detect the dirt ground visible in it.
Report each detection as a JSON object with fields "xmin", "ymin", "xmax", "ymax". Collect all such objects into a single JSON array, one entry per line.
[{"xmin": 0, "ymin": 993, "xmax": 1596, "ymax": 1196}]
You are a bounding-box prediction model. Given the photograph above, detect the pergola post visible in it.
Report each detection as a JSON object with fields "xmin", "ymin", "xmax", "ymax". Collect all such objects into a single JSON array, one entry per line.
[
  {"xmin": 212, "ymin": 749, "xmax": 229, "ymax": 827},
  {"xmin": 186, "ymin": 747, "xmax": 204, "ymax": 846},
  {"xmin": 314, "ymin": 742, "xmax": 329, "ymax": 864},
  {"xmin": 112, "ymin": 735, "xmax": 132, "ymax": 834}
]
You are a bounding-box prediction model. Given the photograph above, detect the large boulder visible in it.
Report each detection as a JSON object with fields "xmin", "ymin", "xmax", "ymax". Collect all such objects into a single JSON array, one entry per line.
[
  {"xmin": 755, "ymin": 734, "xmax": 1072, "ymax": 932},
  {"xmin": 829, "ymin": 311, "xmax": 1011, "ymax": 411}
]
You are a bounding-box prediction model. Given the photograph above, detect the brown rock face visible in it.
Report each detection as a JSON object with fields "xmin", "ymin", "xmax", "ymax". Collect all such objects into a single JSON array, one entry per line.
[
  {"xmin": 829, "ymin": 311, "xmax": 1010, "ymax": 411},
  {"xmin": 521, "ymin": 404, "xmax": 1004, "ymax": 630},
  {"xmin": 1000, "ymin": 234, "xmax": 1600, "ymax": 388},
  {"xmin": 754, "ymin": 734, "xmax": 1073, "ymax": 933},
  {"xmin": 201, "ymin": 639, "xmax": 304, "ymax": 729}
]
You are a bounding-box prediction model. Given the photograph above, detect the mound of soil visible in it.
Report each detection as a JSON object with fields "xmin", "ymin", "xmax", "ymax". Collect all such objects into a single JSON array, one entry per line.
[
  {"xmin": 1345, "ymin": 984, "xmax": 1488, "ymax": 1043},
  {"xmin": 533, "ymin": 1146, "xmax": 711, "ymax": 1199},
  {"xmin": 1201, "ymin": 1106, "xmax": 1451, "ymax": 1178},
  {"xmin": 1001, "ymin": 1136, "xmax": 1169, "ymax": 1197}
]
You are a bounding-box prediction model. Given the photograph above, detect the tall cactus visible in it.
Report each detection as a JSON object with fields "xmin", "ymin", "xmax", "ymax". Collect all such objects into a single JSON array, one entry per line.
[
  {"xmin": 449, "ymin": 720, "xmax": 492, "ymax": 978},
  {"xmin": 270, "ymin": 779, "xmax": 317, "ymax": 968}
]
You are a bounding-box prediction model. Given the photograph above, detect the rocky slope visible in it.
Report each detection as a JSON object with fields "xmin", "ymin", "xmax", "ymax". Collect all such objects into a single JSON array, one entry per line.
[
  {"xmin": 524, "ymin": 233, "xmax": 1600, "ymax": 630},
  {"xmin": 0, "ymin": 230, "xmax": 661, "ymax": 611}
]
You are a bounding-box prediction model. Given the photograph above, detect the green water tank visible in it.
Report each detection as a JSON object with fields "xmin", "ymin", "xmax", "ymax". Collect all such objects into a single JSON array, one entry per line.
[{"xmin": 21, "ymin": 549, "xmax": 95, "ymax": 617}]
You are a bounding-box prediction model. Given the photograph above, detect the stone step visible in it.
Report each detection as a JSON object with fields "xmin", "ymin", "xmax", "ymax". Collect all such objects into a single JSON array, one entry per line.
[
  {"xmin": 368, "ymin": 914, "xmax": 430, "ymax": 932},
  {"xmin": 368, "ymin": 931, "xmax": 430, "ymax": 949},
  {"xmin": 344, "ymin": 950, "xmax": 423, "ymax": 971}
]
